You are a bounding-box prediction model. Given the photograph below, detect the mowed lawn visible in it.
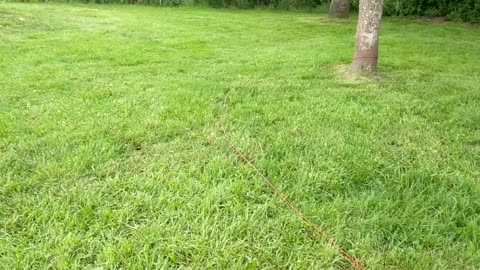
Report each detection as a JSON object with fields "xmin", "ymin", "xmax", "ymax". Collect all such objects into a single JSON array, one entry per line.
[{"xmin": 1, "ymin": 3, "xmax": 480, "ymax": 269}]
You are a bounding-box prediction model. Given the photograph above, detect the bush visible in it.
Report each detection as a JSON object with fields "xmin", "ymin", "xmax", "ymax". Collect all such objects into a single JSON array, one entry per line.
[
  {"xmin": 14, "ymin": 0, "xmax": 480, "ymax": 22},
  {"xmin": 379, "ymin": 0, "xmax": 480, "ymax": 23}
]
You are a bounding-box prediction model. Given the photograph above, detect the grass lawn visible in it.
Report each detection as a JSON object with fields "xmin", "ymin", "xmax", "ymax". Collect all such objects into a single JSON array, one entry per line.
[{"xmin": 1, "ymin": 3, "xmax": 480, "ymax": 269}]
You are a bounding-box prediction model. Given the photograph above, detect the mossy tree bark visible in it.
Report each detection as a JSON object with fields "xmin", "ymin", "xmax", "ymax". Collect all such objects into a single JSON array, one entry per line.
[
  {"xmin": 350, "ymin": 0, "xmax": 384, "ymax": 74},
  {"xmin": 329, "ymin": 0, "xmax": 351, "ymax": 18}
]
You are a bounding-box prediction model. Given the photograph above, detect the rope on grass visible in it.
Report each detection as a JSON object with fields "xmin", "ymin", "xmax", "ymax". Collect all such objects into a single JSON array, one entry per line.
[{"xmin": 220, "ymin": 63, "xmax": 365, "ymax": 270}]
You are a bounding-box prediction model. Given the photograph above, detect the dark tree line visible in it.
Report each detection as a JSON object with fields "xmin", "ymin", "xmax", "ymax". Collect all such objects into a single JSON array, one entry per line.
[{"xmin": 25, "ymin": 0, "xmax": 479, "ymax": 22}]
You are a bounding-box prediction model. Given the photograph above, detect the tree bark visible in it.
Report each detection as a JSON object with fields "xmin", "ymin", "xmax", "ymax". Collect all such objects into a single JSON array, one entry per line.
[
  {"xmin": 350, "ymin": 0, "xmax": 384, "ymax": 74},
  {"xmin": 329, "ymin": 0, "xmax": 351, "ymax": 18}
]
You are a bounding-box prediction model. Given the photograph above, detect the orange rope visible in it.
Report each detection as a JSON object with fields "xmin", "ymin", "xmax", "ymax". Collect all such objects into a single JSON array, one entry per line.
[{"xmin": 220, "ymin": 63, "xmax": 365, "ymax": 270}]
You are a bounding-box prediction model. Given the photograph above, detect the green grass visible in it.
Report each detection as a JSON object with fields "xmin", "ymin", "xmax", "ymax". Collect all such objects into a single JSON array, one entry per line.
[{"xmin": 1, "ymin": 3, "xmax": 480, "ymax": 269}]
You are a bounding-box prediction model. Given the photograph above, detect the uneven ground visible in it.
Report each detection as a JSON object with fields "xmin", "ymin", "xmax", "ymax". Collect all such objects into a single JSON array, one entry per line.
[{"xmin": 1, "ymin": 3, "xmax": 479, "ymax": 269}]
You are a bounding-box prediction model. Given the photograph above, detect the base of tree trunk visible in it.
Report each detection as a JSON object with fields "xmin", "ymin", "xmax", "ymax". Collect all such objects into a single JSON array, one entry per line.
[
  {"xmin": 329, "ymin": 0, "xmax": 351, "ymax": 18},
  {"xmin": 350, "ymin": 58, "xmax": 378, "ymax": 74}
]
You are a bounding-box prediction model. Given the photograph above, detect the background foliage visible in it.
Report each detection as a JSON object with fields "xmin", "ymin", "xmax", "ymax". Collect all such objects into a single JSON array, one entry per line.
[
  {"xmin": 12, "ymin": 0, "xmax": 480, "ymax": 22},
  {"xmin": 353, "ymin": 0, "xmax": 480, "ymax": 23}
]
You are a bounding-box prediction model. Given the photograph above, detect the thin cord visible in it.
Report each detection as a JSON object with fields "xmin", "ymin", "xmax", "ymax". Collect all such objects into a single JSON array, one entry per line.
[{"xmin": 220, "ymin": 77, "xmax": 365, "ymax": 270}]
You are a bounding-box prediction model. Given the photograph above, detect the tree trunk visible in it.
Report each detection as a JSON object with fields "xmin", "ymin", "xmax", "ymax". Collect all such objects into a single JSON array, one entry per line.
[
  {"xmin": 329, "ymin": 0, "xmax": 351, "ymax": 18},
  {"xmin": 350, "ymin": 0, "xmax": 384, "ymax": 74}
]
